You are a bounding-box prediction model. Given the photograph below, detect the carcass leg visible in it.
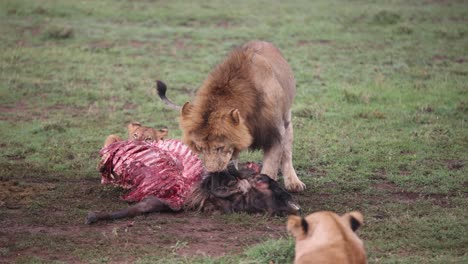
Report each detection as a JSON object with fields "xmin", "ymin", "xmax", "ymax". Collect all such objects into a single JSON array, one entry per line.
[{"xmin": 85, "ymin": 196, "xmax": 171, "ymax": 224}]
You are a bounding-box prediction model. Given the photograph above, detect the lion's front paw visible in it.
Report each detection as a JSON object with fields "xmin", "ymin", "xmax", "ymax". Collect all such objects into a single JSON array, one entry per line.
[{"xmin": 285, "ymin": 179, "xmax": 306, "ymax": 193}]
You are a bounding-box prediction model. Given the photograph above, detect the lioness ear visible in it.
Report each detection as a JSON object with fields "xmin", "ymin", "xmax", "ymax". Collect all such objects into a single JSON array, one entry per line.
[
  {"xmin": 342, "ymin": 211, "xmax": 364, "ymax": 232},
  {"xmin": 229, "ymin": 109, "xmax": 241, "ymax": 125},
  {"xmin": 181, "ymin": 102, "xmax": 192, "ymax": 117},
  {"xmin": 128, "ymin": 122, "xmax": 141, "ymax": 134},
  {"xmin": 156, "ymin": 128, "xmax": 169, "ymax": 139},
  {"xmin": 287, "ymin": 215, "xmax": 308, "ymax": 240}
]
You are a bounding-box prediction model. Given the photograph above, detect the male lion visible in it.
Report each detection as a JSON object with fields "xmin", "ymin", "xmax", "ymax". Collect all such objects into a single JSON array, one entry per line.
[
  {"xmin": 157, "ymin": 41, "xmax": 305, "ymax": 192},
  {"xmin": 287, "ymin": 211, "xmax": 367, "ymax": 264}
]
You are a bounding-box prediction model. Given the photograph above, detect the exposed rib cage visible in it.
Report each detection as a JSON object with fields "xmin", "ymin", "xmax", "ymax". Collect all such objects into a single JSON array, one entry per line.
[{"xmin": 98, "ymin": 139, "xmax": 204, "ymax": 210}]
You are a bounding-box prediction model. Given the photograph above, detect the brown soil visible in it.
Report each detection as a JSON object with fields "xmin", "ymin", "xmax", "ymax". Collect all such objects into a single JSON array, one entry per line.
[
  {"xmin": 297, "ymin": 39, "xmax": 334, "ymax": 46},
  {"xmin": 444, "ymin": 159, "xmax": 464, "ymax": 170},
  {"xmin": 371, "ymin": 180, "xmax": 458, "ymax": 208},
  {"xmin": 0, "ymin": 100, "xmax": 86, "ymax": 122},
  {"xmin": 0, "ymin": 177, "xmax": 287, "ymax": 263},
  {"xmin": 1, "ymin": 166, "xmax": 463, "ymax": 262}
]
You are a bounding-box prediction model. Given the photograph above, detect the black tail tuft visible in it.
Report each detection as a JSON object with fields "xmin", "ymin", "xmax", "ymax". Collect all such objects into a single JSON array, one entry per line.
[
  {"xmin": 156, "ymin": 80, "xmax": 167, "ymax": 98},
  {"xmin": 155, "ymin": 80, "xmax": 181, "ymax": 110}
]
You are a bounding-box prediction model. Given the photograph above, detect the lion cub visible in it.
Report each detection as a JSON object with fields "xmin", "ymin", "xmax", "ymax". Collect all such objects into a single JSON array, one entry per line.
[
  {"xmin": 287, "ymin": 211, "xmax": 367, "ymax": 264},
  {"xmin": 103, "ymin": 122, "xmax": 168, "ymax": 147}
]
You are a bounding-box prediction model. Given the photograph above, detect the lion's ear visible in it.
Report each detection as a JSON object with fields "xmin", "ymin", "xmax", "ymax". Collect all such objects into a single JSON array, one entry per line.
[
  {"xmin": 342, "ymin": 211, "xmax": 363, "ymax": 232},
  {"xmin": 181, "ymin": 102, "xmax": 192, "ymax": 117},
  {"xmin": 156, "ymin": 128, "xmax": 169, "ymax": 139},
  {"xmin": 287, "ymin": 215, "xmax": 308, "ymax": 240},
  {"xmin": 128, "ymin": 122, "xmax": 141, "ymax": 134},
  {"xmin": 229, "ymin": 109, "xmax": 241, "ymax": 125}
]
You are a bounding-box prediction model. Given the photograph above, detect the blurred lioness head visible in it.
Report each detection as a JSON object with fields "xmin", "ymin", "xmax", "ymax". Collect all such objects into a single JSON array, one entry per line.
[
  {"xmin": 103, "ymin": 122, "xmax": 168, "ymax": 148},
  {"xmin": 126, "ymin": 122, "xmax": 168, "ymax": 142},
  {"xmin": 287, "ymin": 211, "xmax": 367, "ymax": 264}
]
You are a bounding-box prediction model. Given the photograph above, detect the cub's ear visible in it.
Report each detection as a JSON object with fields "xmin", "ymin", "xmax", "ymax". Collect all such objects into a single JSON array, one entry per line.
[
  {"xmin": 128, "ymin": 122, "xmax": 141, "ymax": 134},
  {"xmin": 181, "ymin": 102, "xmax": 192, "ymax": 116},
  {"xmin": 287, "ymin": 215, "xmax": 308, "ymax": 240},
  {"xmin": 156, "ymin": 128, "xmax": 169, "ymax": 139},
  {"xmin": 342, "ymin": 211, "xmax": 364, "ymax": 232},
  {"xmin": 103, "ymin": 134, "xmax": 122, "ymax": 148},
  {"xmin": 229, "ymin": 109, "xmax": 241, "ymax": 125}
]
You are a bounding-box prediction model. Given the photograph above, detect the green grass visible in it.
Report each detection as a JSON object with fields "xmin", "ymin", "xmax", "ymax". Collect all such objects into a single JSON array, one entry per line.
[{"xmin": 1, "ymin": 0, "xmax": 467, "ymax": 263}]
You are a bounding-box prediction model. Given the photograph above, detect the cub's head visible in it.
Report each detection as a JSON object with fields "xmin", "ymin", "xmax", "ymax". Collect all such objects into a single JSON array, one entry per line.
[
  {"xmin": 287, "ymin": 211, "xmax": 364, "ymax": 241},
  {"xmin": 127, "ymin": 122, "xmax": 168, "ymax": 142},
  {"xmin": 179, "ymin": 103, "xmax": 252, "ymax": 172}
]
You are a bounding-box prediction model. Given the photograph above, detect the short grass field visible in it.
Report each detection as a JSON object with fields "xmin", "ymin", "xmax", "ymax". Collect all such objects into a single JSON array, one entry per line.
[{"xmin": 1, "ymin": 0, "xmax": 467, "ymax": 263}]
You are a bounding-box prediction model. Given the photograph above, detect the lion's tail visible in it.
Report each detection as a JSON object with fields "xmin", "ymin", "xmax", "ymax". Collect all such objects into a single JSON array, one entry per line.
[{"xmin": 156, "ymin": 80, "xmax": 181, "ymax": 111}]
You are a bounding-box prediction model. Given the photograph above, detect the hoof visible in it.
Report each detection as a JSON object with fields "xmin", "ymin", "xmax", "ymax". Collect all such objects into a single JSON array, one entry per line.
[{"xmin": 85, "ymin": 212, "xmax": 97, "ymax": 225}]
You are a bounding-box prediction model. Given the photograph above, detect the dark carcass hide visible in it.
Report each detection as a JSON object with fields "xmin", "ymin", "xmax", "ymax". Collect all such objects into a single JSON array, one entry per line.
[
  {"xmin": 187, "ymin": 164, "xmax": 301, "ymax": 216},
  {"xmin": 86, "ymin": 140, "xmax": 299, "ymax": 224}
]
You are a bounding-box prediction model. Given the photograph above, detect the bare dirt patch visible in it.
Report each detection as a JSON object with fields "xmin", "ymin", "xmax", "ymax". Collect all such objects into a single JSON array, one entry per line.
[
  {"xmin": 432, "ymin": 55, "xmax": 467, "ymax": 64},
  {"xmin": 0, "ymin": 177, "xmax": 288, "ymax": 263},
  {"xmin": 22, "ymin": 25, "xmax": 42, "ymax": 36},
  {"xmin": 371, "ymin": 180, "xmax": 458, "ymax": 208},
  {"xmin": 297, "ymin": 39, "xmax": 334, "ymax": 47},
  {"xmin": 0, "ymin": 100, "xmax": 87, "ymax": 122},
  {"xmin": 423, "ymin": 0, "xmax": 465, "ymax": 5},
  {"xmin": 215, "ymin": 20, "xmax": 233, "ymax": 28},
  {"xmin": 129, "ymin": 40, "xmax": 149, "ymax": 48},
  {"xmin": 0, "ymin": 101, "xmax": 29, "ymax": 120},
  {"xmin": 0, "ymin": 180, "xmax": 55, "ymax": 209},
  {"xmin": 307, "ymin": 167, "xmax": 328, "ymax": 177},
  {"xmin": 371, "ymin": 168, "xmax": 387, "ymax": 180},
  {"xmin": 87, "ymin": 40, "xmax": 115, "ymax": 51},
  {"xmin": 444, "ymin": 159, "xmax": 464, "ymax": 170}
]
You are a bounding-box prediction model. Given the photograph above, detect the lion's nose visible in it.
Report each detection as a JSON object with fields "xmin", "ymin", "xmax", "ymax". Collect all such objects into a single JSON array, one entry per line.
[{"xmin": 202, "ymin": 155, "xmax": 230, "ymax": 172}]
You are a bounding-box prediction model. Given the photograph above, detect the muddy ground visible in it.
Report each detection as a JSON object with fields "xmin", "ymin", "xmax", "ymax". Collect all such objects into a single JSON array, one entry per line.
[
  {"xmin": 1, "ymin": 170, "xmax": 463, "ymax": 263},
  {"xmin": 1, "ymin": 175, "xmax": 291, "ymax": 263}
]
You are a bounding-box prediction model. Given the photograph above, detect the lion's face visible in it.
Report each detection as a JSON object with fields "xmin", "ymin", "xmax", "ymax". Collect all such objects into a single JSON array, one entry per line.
[
  {"xmin": 127, "ymin": 122, "xmax": 168, "ymax": 142},
  {"xmin": 190, "ymin": 138, "xmax": 236, "ymax": 172},
  {"xmin": 180, "ymin": 105, "xmax": 252, "ymax": 172}
]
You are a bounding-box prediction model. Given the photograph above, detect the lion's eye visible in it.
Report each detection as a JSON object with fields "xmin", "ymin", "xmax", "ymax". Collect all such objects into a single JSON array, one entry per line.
[
  {"xmin": 216, "ymin": 147, "xmax": 224, "ymax": 153},
  {"xmin": 145, "ymin": 137, "xmax": 152, "ymax": 142}
]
